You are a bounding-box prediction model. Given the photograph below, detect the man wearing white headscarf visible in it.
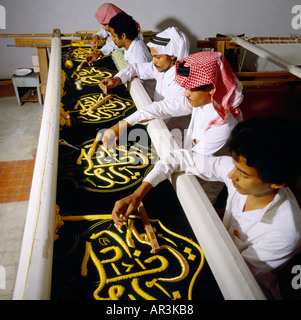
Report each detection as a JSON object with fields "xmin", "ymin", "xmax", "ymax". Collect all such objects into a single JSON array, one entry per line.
[
  {"xmin": 98, "ymin": 26, "xmax": 190, "ymax": 148},
  {"xmin": 146, "ymin": 27, "xmax": 190, "ymax": 69},
  {"xmin": 99, "ymin": 26, "xmax": 190, "ymax": 101}
]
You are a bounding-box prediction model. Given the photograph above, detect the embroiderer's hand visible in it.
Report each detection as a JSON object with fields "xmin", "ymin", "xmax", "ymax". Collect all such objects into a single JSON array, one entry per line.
[
  {"xmin": 112, "ymin": 194, "xmax": 141, "ymax": 228},
  {"xmin": 111, "ymin": 182, "xmax": 153, "ymax": 228},
  {"xmin": 102, "ymin": 120, "xmax": 129, "ymax": 150},
  {"xmin": 90, "ymin": 35, "xmax": 100, "ymax": 49},
  {"xmin": 98, "ymin": 77, "xmax": 121, "ymax": 93},
  {"xmin": 86, "ymin": 51, "xmax": 103, "ymax": 66}
]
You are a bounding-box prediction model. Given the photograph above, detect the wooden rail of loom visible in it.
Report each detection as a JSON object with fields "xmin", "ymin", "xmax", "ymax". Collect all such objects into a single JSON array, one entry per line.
[{"xmin": 197, "ymin": 36, "xmax": 301, "ymax": 87}]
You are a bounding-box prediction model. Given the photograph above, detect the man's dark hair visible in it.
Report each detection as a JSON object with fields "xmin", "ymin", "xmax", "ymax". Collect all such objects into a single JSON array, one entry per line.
[
  {"xmin": 109, "ymin": 12, "xmax": 138, "ymax": 41},
  {"xmin": 228, "ymin": 114, "xmax": 301, "ymax": 187}
]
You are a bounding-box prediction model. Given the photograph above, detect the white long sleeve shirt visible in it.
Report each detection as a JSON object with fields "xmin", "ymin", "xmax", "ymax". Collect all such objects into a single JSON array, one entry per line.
[
  {"xmin": 96, "ymin": 29, "xmax": 120, "ymax": 56},
  {"xmin": 115, "ymin": 63, "xmax": 184, "ymax": 102},
  {"xmin": 123, "ymin": 38, "xmax": 152, "ymax": 64},
  {"xmin": 96, "ymin": 27, "xmax": 145, "ymax": 57},
  {"xmin": 144, "ymin": 152, "xmax": 301, "ymax": 297},
  {"xmin": 199, "ymin": 156, "xmax": 301, "ymax": 275},
  {"xmin": 125, "ymin": 98, "xmax": 238, "ymax": 154}
]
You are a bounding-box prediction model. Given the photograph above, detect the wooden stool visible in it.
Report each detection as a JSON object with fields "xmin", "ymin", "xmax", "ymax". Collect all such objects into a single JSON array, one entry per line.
[{"xmin": 12, "ymin": 70, "xmax": 43, "ymax": 105}]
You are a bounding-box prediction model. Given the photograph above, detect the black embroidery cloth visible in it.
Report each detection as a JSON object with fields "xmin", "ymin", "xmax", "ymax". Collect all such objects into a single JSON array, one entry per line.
[{"xmin": 51, "ymin": 47, "xmax": 223, "ymax": 300}]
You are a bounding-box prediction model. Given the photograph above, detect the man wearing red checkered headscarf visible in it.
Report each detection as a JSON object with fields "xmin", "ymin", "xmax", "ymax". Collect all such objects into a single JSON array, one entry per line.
[
  {"xmin": 175, "ymin": 51, "xmax": 243, "ymax": 130},
  {"xmin": 87, "ymin": 3, "xmax": 142, "ymax": 65},
  {"xmin": 101, "ymin": 51, "xmax": 243, "ymax": 203},
  {"xmin": 94, "ymin": 3, "xmax": 123, "ymax": 25}
]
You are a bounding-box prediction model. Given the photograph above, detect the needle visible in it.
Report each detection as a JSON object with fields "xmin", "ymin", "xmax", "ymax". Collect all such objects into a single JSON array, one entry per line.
[{"xmin": 59, "ymin": 139, "xmax": 79, "ymax": 150}]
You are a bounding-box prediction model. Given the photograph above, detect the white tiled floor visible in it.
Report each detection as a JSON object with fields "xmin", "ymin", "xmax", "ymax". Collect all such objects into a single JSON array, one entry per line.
[{"xmin": 0, "ymin": 96, "xmax": 42, "ymax": 300}]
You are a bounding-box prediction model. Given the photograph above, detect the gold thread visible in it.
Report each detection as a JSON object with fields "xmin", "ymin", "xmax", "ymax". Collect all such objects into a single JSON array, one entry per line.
[{"xmin": 131, "ymin": 278, "xmax": 156, "ymax": 300}]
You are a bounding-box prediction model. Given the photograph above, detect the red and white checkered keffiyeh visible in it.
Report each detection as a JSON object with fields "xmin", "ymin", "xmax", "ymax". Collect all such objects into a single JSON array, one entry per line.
[
  {"xmin": 175, "ymin": 51, "xmax": 243, "ymax": 130},
  {"xmin": 94, "ymin": 3, "xmax": 123, "ymax": 25},
  {"xmin": 94, "ymin": 3, "xmax": 141, "ymax": 35}
]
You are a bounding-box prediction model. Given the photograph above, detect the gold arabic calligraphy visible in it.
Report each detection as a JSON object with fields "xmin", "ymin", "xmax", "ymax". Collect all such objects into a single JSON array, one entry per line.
[
  {"xmin": 64, "ymin": 47, "xmax": 100, "ymax": 62},
  {"xmin": 71, "ymin": 93, "xmax": 135, "ymax": 123},
  {"xmin": 60, "ymin": 140, "xmax": 159, "ymax": 192},
  {"xmin": 72, "ymin": 66, "xmax": 116, "ymax": 86},
  {"xmin": 56, "ymin": 212, "xmax": 205, "ymax": 300}
]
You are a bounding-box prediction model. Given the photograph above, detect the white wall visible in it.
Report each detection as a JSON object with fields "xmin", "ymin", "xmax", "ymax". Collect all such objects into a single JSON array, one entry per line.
[{"xmin": 0, "ymin": 0, "xmax": 300, "ymax": 79}]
